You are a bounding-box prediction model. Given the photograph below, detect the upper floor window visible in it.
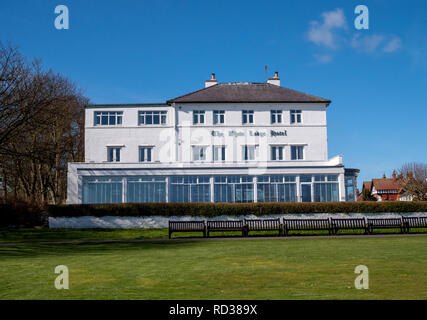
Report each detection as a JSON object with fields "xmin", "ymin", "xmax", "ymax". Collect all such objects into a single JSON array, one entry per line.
[
  {"xmin": 107, "ymin": 147, "xmax": 121, "ymax": 162},
  {"xmin": 94, "ymin": 111, "xmax": 123, "ymax": 126},
  {"xmin": 213, "ymin": 110, "xmax": 225, "ymax": 124},
  {"xmin": 242, "ymin": 110, "xmax": 254, "ymax": 124},
  {"xmin": 243, "ymin": 145, "xmax": 256, "ymax": 161},
  {"xmin": 290, "ymin": 110, "xmax": 302, "ymax": 124},
  {"xmin": 193, "ymin": 110, "xmax": 205, "ymax": 124},
  {"xmin": 139, "ymin": 146, "xmax": 153, "ymax": 162},
  {"xmin": 138, "ymin": 111, "xmax": 167, "ymax": 125},
  {"xmin": 291, "ymin": 145, "xmax": 304, "ymax": 160},
  {"xmin": 271, "ymin": 110, "xmax": 282, "ymax": 124},
  {"xmin": 192, "ymin": 146, "xmax": 207, "ymax": 161},
  {"xmin": 213, "ymin": 146, "xmax": 226, "ymax": 161},
  {"xmin": 271, "ymin": 146, "xmax": 284, "ymax": 161}
]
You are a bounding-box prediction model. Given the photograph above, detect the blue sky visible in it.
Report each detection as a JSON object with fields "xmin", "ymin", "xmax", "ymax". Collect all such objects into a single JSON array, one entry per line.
[{"xmin": 0, "ymin": 0, "xmax": 426, "ymax": 189}]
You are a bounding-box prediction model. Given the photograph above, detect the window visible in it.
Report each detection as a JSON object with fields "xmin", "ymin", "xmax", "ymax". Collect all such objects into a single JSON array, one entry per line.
[
  {"xmin": 257, "ymin": 175, "xmax": 297, "ymax": 202},
  {"xmin": 94, "ymin": 111, "xmax": 123, "ymax": 126},
  {"xmin": 193, "ymin": 110, "xmax": 205, "ymax": 124},
  {"xmin": 170, "ymin": 176, "xmax": 210, "ymax": 203},
  {"xmin": 139, "ymin": 147, "xmax": 153, "ymax": 162},
  {"xmin": 345, "ymin": 177, "xmax": 355, "ymax": 201},
  {"xmin": 271, "ymin": 110, "xmax": 282, "ymax": 124},
  {"xmin": 213, "ymin": 146, "xmax": 226, "ymax": 161},
  {"xmin": 138, "ymin": 111, "xmax": 167, "ymax": 125},
  {"xmin": 243, "ymin": 146, "xmax": 256, "ymax": 161},
  {"xmin": 192, "ymin": 146, "xmax": 207, "ymax": 161},
  {"xmin": 271, "ymin": 146, "xmax": 284, "ymax": 161},
  {"xmin": 83, "ymin": 177, "xmax": 123, "ymax": 204},
  {"xmin": 107, "ymin": 147, "xmax": 121, "ymax": 162},
  {"xmin": 291, "ymin": 145, "xmax": 304, "ymax": 160},
  {"xmin": 290, "ymin": 110, "xmax": 302, "ymax": 124},
  {"xmin": 127, "ymin": 177, "xmax": 166, "ymax": 203},
  {"xmin": 213, "ymin": 110, "xmax": 225, "ymax": 124},
  {"xmin": 214, "ymin": 176, "xmax": 254, "ymax": 203},
  {"xmin": 242, "ymin": 110, "xmax": 254, "ymax": 124}
]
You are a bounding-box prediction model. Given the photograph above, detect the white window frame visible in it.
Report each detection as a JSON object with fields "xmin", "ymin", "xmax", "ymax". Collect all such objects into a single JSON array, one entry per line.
[
  {"xmin": 138, "ymin": 111, "xmax": 167, "ymax": 126},
  {"xmin": 192, "ymin": 146, "xmax": 207, "ymax": 161},
  {"xmin": 213, "ymin": 145, "xmax": 226, "ymax": 162},
  {"xmin": 270, "ymin": 145, "xmax": 284, "ymax": 161},
  {"xmin": 290, "ymin": 110, "xmax": 302, "ymax": 124},
  {"xmin": 213, "ymin": 110, "xmax": 225, "ymax": 125},
  {"xmin": 242, "ymin": 145, "xmax": 256, "ymax": 161},
  {"xmin": 242, "ymin": 110, "xmax": 254, "ymax": 124},
  {"xmin": 94, "ymin": 111, "xmax": 123, "ymax": 126},
  {"xmin": 271, "ymin": 110, "xmax": 282, "ymax": 124},
  {"xmin": 107, "ymin": 146, "xmax": 121, "ymax": 162},
  {"xmin": 139, "ymin": 146, "xmax": 153, "ymax": 162},
  {"xmin": 193, "ymin": 110, "xmax": 205, "ymax": 125},
  {"xmin": 290, "ymin": 145, "xmax": 304, "ymax": 160}
]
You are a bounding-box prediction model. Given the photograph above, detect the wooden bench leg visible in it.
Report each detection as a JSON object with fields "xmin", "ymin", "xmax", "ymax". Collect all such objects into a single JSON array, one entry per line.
[{"xmin": 169, "ymin": 231, "xmax": 172, "ymax": 239}]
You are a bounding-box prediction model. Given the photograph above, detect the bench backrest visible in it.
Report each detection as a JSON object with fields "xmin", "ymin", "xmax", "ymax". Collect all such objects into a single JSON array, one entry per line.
[
  {"xmin": 331, "ymin": 218, "xmax": 366, "ymax": 228},
  {"xmin": 402, "ymin": 216, "xmax": 427, "ymax": 227},
  {"xmin": 367, "ymin": 218, "xmax": 402, "ymax": 226},
  {"xmin": 169, "ymin": 221, "xmax": 205, "ymax": 230},
  {"xmin": 284, "ymin": 219, "xmax": 330, "ymax": 229},
  {"xmin": 207, "ymin": 220, "xmax": 244, "ymax": 228},
  {"xmin": 245, "ymin": 219, "xmax": 280, "ymax": 229}
]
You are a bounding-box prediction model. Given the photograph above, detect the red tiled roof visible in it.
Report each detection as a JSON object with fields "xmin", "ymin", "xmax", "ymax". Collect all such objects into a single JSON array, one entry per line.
[
  {"xmin": 372, "ymin": 179, "xmax": 399, "ymax": 191},
  {"xmin": 363, "ymin": 181, "xmax": 372, "ymax": 191}
]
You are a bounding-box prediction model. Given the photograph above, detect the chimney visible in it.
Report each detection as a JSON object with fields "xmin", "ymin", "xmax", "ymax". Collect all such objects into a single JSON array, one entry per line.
[
  {"xmin": 392, "ymin": 170, "xmax": 397, "ymax": 180},
  {"xmin": 382, "ymin": 173, "xmax": 386, "ymax": 179},
  {"xmin": 267, "ymin": 71, "xmax": 280, "ymax": 86},
  {"xmin": 205, "ymin": 73, "xmax": 218, "ymax": 88}
]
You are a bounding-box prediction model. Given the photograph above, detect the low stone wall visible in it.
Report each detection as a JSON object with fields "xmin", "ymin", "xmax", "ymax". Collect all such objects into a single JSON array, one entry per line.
[{"xmin": 48, "ymin": 212, "xmax": 427, "ymax": 229}]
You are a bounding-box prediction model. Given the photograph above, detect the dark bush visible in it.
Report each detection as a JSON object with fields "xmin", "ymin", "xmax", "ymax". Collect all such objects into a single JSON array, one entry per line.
[
  {"xmin": 48, "ymin": 201, "xmax": 427, "ymax": 218},
  {"xmin": 0, "ymin": 199, "xmax": 47, "ymax": 227}
]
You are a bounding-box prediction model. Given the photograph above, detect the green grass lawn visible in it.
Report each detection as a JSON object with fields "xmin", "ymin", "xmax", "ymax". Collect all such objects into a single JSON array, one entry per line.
[
  {"xmin": 2, "ymin": 227, "xmax": 427, "ymax": 244},
  {"xmin": 0, "ymin": 235, "xmax": 426, "ymax": 299}
]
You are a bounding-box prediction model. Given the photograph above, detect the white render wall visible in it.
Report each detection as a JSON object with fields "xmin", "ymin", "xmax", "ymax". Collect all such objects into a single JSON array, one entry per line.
[{"xmin": 85, "ymin": 102, "xmax": 329, "ymax": 163}]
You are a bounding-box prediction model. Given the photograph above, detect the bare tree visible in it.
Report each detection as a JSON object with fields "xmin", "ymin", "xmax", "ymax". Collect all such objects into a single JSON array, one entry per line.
[
  {"xmin": 0, "ymin": 43, "xmax": 88, "ymax": 205},
  {"xmin": 397, "ymin": 162, "xmax": 427, "ymax": 201}
]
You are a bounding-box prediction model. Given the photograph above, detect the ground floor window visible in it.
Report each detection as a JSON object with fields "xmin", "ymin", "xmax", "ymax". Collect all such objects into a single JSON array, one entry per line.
[
  {"xmin": 313, "ymin": 175, "xmax": 339, "ymax": 202},
  {"xmin": 127, "ymin": 177, "xmax": 166, "ymax": 203},
  {"xmin": 257, "ymin": 175, "xmax": 297, "ymax": 202},
  {"xmin": 82, "ymin": 177, "xmax": 123, "ymax": 204},
  {"xmin": 345, "ymin": 177, "xmax": 356, "ymax": 201},
  {"xmin": 170, "ymin": 176, "xmax": 210, "ymax": 203},
  {"xmin": 79, "ymin": 173, "xmax": 344, "ymax": 204},
  {"xmin": 214, "ymin": 176, "xmax": 254, "ymax": 203}
]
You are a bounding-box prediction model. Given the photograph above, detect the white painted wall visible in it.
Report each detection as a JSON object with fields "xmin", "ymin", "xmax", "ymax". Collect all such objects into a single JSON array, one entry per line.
[{"xmin": 49, "ymin": 212, "xmax": 427, "ymax": 229}]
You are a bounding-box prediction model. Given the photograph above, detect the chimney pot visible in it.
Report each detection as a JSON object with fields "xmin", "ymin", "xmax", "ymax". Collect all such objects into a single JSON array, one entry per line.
[
  {"xmin": 205, "ymin": 73, "xmax": 218, "ymax": 88},
  {"xmin": 267, "ymin": 71, "xmax": 280, "ymax": 86}
]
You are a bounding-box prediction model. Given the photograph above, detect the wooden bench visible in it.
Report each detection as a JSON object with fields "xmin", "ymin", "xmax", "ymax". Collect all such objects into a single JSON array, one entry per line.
[
  {"xmin": 283, "ymin": 218, "xmax": 332, "ymax": 236},
  {"xmin": 367, "ymin": 218, "xmax": 403, "ymax": 234},
  {"xmin": 207, "ymin": 220, "xmax": 245, "ymax": 237},
  {"xmin": 331, "ymin": 218, "xmax": 368, "ymax": 235},
  {"xmin": 168, "ymin": 220, "xmax": 206, "ymax": 239},
  {"xmin": 402, "ymin": 216, "xmax": 427, "ymax": 233},
  {"xmin": 245, "ymin": 218, "xmax": 282, "ymax": 236}
]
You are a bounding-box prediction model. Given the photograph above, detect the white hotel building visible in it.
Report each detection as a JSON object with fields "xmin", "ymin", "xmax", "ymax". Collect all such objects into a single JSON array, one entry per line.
[{"xmin": 66, "ymin": 72, "xmax": 359, "ymax": 204}]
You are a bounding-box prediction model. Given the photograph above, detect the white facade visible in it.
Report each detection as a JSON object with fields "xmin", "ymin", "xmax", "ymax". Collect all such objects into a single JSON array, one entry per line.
[{"xmin": 67, "ymin": 75, "xmax": 358, "ymax": 204}]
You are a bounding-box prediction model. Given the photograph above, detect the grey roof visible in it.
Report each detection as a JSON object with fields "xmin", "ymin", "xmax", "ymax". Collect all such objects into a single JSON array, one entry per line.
[{"xmin": 167, "ymin": 83, "xmax": 331, "ymax": 104}]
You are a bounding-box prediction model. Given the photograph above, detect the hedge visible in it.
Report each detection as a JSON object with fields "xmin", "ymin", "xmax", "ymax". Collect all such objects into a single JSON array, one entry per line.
[
  {"xmin": 47, "ymin": 201, "xmax": 427, "ymax": 218},
  {"xmin": 0, "ymin": 202, "xmax": 47, "ymax": 227}
]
